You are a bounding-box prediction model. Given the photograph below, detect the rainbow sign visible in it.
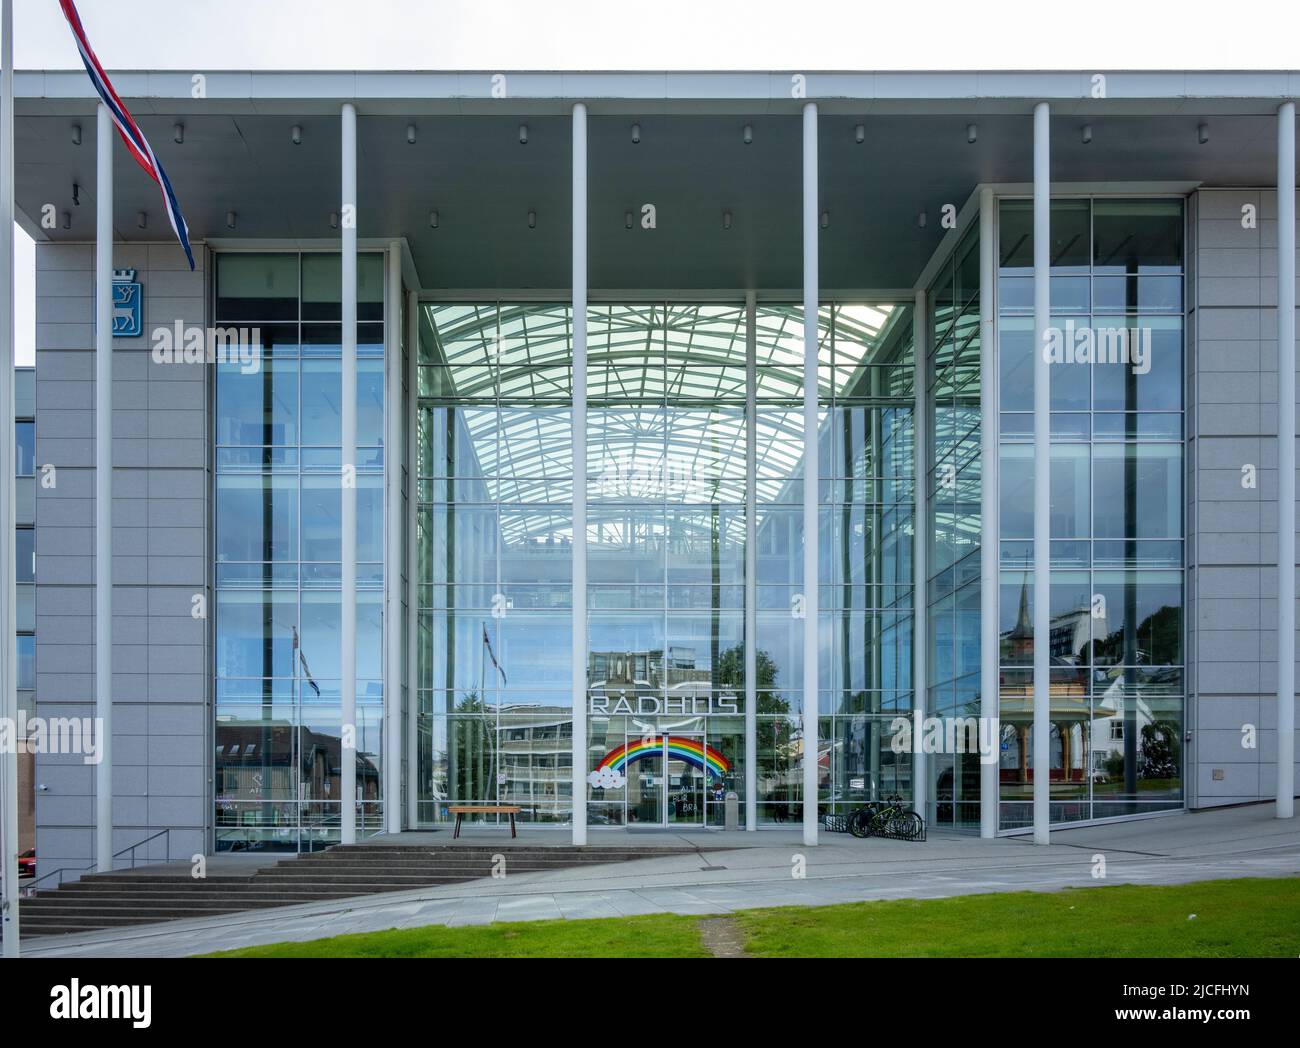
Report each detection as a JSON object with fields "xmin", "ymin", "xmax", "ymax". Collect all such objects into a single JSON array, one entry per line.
[{"xmin": 596, "ymin": 736, "xmax": 731, "ymax": 780}]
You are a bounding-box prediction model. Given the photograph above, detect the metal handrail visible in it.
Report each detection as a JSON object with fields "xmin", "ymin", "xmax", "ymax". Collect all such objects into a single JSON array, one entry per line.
[
  {"xmin": 20, "ymin": 864, "xmax": 93, "ymax": 897},
  {"xmin": 16, "ymin": 828, "xmax": 174, "ymax": 899},
  {"xmin": 113, "ymin": 827, "xmax": 171, "ymax": 869}
]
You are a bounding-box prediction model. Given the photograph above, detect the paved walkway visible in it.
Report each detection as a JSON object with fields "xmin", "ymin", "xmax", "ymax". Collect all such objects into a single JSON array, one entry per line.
[{"xmin": 19, "ymin": 803, "xmax": 1300, "ymax": 957}]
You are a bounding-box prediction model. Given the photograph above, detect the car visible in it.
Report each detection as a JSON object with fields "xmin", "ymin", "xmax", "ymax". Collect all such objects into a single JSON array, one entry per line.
[{"xmin": 17, "ymin": 849, "xmax": 35, "ymax": 877}]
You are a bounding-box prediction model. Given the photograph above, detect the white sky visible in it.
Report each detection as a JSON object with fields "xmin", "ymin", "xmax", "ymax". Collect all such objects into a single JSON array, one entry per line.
[{"xmin": 7, "ymin": 0, "xmax": 1300, "ymax": 365}]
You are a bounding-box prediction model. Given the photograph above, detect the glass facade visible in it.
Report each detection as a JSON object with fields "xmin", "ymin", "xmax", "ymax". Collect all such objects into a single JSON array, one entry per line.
[
  {"xmin": 926, "ymin": 226, "xmax": 983, "ymax": 830},
  {"xmin": 996, "ymin": 198, "xmax": 1186, "ymax": 828},
  {"xmin": 213, "ymin": 251, "xmax": 388, "ymax": 850},
  {"xmin": 207, "ymin": 196, "xmax": 1187, "ymax": 842},
  {"xmin": 415, "ymin": 301, "xmax": 915, "ymax": 828}
]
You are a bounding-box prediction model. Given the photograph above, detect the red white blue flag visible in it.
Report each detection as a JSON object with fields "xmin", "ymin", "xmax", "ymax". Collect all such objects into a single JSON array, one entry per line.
[{"xmin": 58, "ymin": 0, "xmax": 195, "ymax": 270}]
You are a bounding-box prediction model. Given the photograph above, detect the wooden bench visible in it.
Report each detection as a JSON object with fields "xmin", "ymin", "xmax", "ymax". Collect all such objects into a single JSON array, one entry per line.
[{"xmin": 447, "ymin": 804, "xmax": 522, "ymax": 839}]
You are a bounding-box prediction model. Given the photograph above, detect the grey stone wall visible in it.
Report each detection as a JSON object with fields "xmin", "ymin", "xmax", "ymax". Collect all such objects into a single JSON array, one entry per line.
[
  {"xmin": 34, "ymin": 241, "xmax": 209, "ymax": 876},
  {"xmin": 1188, "ymin": 188, "xmax": 1300, "ymax": 808}
]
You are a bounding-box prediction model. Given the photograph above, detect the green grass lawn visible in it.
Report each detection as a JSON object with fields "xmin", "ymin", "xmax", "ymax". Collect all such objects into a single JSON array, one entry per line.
[
  {"xmin": 204, "ymin": 913, "xmax": 710, "ymax": 958},
  {"xmin": 203, "ymin": 877, "xmax": 1299, "ymax": 959},
  {"xmin": 737, "ymin": 877, "xmax": 1300, "ymax": 958}
]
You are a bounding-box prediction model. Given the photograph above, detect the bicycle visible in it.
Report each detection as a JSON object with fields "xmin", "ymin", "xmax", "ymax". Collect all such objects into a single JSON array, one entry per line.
[
  {"xmin": 849, "ymin": 794, "xmax": 925, "ymax": 840},
  {"xmin": 847, "ymin": 801, "xmax": 880, "ymax": 838},
  {"xmin": 875, "ymin": 794, "xmax": 925, "ymax": 840}
]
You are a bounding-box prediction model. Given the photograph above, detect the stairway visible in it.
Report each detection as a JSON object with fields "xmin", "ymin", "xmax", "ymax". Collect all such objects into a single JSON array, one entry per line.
[{"xmin": 17, "ymin": 844, "xmax": 707, "ymax": 939}]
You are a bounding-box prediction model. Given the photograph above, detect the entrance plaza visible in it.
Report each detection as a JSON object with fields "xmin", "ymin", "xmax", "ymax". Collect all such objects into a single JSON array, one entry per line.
[
  {"xmin": 6, "ymin": 70, "xmax": 1297, "ymax": 881},
  {"xmin": 16, "ymin": 803, "xmax": 1300, "ymax": 957}
]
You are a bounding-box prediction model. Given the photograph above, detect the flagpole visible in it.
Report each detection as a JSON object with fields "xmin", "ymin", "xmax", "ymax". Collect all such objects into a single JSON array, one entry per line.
[
  {"xmin": 292, "ymin": 626, "xmax": 300, "ymax": 849},
  {"xmin": 0, "ymin": 0, "xmax": 21, "ymax": 959}
]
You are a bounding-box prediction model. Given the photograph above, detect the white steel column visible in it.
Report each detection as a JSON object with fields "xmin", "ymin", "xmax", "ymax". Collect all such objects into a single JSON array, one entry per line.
[
  {"xmin": 384, "ymin": 243, "xmax": 402, "ymax": 832},
  {"xmin": 406, "ymin": 288, "xmax": 419, "ymax": 829},
  {"xmin": 95, "ymin": 103, "xmax": 114, "ymax": 871},
  {"xmin": 571, "ymin": 102, "xmax": 589, "ymax": 845},
  {"xmin": 340, "ymin": 102, "xmax": 358, "ymax": 844},
  {"xmin": 0, "ymin": 0, "xmax": 20, "ymax": 954},
  {"xmin": 911, "ymin": 290, "xmax": 927, "ymax": 822},
  {"xmin": 1031, "ymin": 102, "xmax": 1051, "ymax": 845},
  {"xmin": 1278, "ymin": 101, "xmax": 1296, "ymax": 820},
  {"xmin": 801, "ymin": 101, "xmax": 820, "ymax": 847},
  {"xmin": 978, "ymin": 186, "xmax": 1000, "ymax": 838},
  {"xmin": 744, "ymin": 290, "xmax": 758, "ymax": 830}
]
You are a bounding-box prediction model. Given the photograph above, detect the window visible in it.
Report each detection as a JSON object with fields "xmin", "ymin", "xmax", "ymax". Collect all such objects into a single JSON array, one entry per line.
[
  {"xmin": 213, "ymin": 251, "xmax": 388, "ymax": 852},
  {"xmin": 15, "ymin": 528, "xmax": 34, "ymax": 584},
  {"xmin": 15, "ymin": 421, "xmax": 34, "ymax": 477},
  {"xmin": 996, "ymin": 197, "xmax": 1185, "ymax": 830}
]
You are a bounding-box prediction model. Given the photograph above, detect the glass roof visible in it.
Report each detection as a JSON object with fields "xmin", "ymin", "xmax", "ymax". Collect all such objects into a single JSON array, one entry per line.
[{"xmin": 419, "ymin": 302, "xmax": 913, "ymax": 540}]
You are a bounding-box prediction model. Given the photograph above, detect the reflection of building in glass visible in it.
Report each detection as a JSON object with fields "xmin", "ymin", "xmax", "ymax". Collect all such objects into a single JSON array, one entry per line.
[
  {"xmin": 588, "ymin": 648, "xmax": 713, "ymax": 693},
  {"xmin": 433, "ymin": 703, "xmax": 573, "ymax": 825},
  {"xmin": 214, "ymin": 720, "xmax": 382, "ymax": 850}
]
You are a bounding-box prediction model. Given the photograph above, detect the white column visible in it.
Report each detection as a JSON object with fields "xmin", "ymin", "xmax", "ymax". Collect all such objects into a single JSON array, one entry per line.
[
  {"xmin": 0, "ymin": 0, "xmax": 20, "ymax": 955},
  {"xmin": 911, "ymin": 290, "xmax": 927, "ymax": 821},
  {"xmin": 340, "ymin": 102, "xmax": 358, "ymax": 844},
  {"xmin": 979, "ymin": 185, "xmax": 1000, "ymax": 838},
  {"xmin": 1031, "ymin": 102, "xmax": 1051, "ymax": 845},
  {"xmin": 1278, "ymin": 100, "xmax": 1296, "ymax": 820},
  {"xmin": 744, "ymin": 290, "xmax": 758, "ymax": 831},
  {"xmin": 571, "ymin": 102, "xmax": 589, "ymax": 845},
  {"xmin": 95, "ymin": 103, "xmax": 114, "ymax": 871},
  {"xmin": 406, "ymin": 288, "xmax": 419, "ymax": 829},
  {"xmin": 384, "ymin": 243, "xmax": 402, "ymax": 833},
  {"xmin": 801, "ymin": 101, "xmax": 820, "ymax": 847}
]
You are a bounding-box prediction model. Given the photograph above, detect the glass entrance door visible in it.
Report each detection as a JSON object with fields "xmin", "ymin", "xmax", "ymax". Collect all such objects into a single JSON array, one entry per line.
[
  {"xmin": 665, "ymin": 735, "xmax": 705, "ymax": 826},
  {"xmin": 623, "ymin": 734, "xmax": 707, "ymax": 827},
  {"xmin": 626, "ymin": 740, "xmax": 664, "ymax": 825}
]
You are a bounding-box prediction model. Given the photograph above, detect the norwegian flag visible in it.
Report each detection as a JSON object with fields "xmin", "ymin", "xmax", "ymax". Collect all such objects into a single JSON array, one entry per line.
[
  {"xmin": 58, "ymin": 0, "xmax": 195, "ymax": 270},
  {"xmin": 483, "ymin": 624, "xmax": 507, "ymax": 686}
]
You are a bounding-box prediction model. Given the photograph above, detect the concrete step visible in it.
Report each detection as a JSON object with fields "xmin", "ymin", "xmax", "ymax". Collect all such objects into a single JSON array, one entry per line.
[
  {"xmin": 255, "ymin": 860, "xmax": 625, "ymax": 875},
  {"xmin": 23, "ymin": 890, "xmax": 398, "ymax": 910},
  {"xmin": 19, "ymin": 843, "xmax": 709, "ymax": 939},
  {"xmin": 43, "ymin": 879, "xmax": 475, "ymax": 901},
  {"xmin": 59, "ymin": 875, "xmax": 261, "ymax": 888}
]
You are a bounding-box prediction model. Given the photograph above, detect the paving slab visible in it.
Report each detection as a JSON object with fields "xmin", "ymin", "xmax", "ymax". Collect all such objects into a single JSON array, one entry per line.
[{"xmin": 15, "ymin": 803, "xmax": 1300, "ymax": 958}]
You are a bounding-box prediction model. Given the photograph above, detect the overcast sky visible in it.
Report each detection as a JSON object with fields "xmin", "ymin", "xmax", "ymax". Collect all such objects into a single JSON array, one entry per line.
[
  {"xmin": 13, "ymin": 0, "xmax": 1300, "ymax": 71},
  {"xmin": 7, "ymin": 0, "xmax": 1300, "ymax": 364}
]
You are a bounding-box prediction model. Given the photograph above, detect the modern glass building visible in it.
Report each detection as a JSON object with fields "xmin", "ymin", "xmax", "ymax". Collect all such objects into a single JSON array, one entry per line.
[{"xmin": 11, "ymin": 70, "xmax": 1298, "ymax": 869}]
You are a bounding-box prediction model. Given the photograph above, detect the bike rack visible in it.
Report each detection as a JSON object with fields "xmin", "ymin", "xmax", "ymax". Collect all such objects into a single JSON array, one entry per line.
[
  {"xmin": 826, "ymin": 806, "xmax": 928, "ymax": 842},
  {"xmin": 873, "ymin": 816, "xmax": 927, "ymax": 842}
]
